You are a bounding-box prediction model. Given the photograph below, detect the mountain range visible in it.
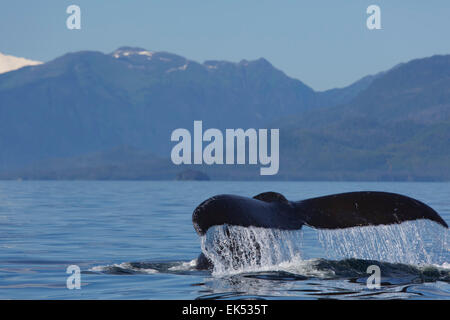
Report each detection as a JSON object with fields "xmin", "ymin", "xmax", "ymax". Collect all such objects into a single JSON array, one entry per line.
[{"xmin": 0, "ymin": 47, "xmax": 448, "ymax": 180}]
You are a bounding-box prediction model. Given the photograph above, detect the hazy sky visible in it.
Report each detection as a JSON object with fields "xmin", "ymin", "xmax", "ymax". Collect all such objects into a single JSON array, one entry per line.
[{"xmin": 1, "ymin": 1, "xmax": 449, "ymax": 90}]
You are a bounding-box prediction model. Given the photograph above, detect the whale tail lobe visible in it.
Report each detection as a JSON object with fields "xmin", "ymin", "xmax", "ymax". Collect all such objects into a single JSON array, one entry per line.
[{"xmin": 297, "ymin": 191, "xmax": 448, "ymax": 230}]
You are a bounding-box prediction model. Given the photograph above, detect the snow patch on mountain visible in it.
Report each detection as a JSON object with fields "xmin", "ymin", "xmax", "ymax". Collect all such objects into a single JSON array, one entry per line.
[
  {"xmin": 166, "ymin": 62, "xmax": 189, "ymax": 73},
  {"xmin": 0, "ymin": 52, "xmax": 42, "ymax": 74},
  {"xmin": 112, "ymin": 48, "xmax": 154, "ymax": 59}
]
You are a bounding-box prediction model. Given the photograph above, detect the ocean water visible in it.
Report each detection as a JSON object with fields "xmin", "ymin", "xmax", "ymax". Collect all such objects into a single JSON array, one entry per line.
[{"xmin": 0, "ymin": 180, "xmax": 448, "ymax": 300}]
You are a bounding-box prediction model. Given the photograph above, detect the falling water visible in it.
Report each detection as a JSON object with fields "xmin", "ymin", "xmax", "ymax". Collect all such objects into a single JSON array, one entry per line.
[
  {"xmin": 201, "ymin": 225, "xmax": 304, "ymax": 275},
  {"xmin": 201, "ymin": 220, "xmax": 449, "ymax": 275},
  {"xmin": 317, "ymin": 220, "xmax": 449, "ymax": 265}
]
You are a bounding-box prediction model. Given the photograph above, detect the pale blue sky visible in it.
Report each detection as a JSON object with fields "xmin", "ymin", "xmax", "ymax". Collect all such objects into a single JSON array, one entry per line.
[{"xmin": 1, "ymin": 1, "xmax": 449, "ymax": 90}]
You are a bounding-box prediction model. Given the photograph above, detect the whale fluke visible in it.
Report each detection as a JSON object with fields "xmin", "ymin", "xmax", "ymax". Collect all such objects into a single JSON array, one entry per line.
[
  {"xmin": 192, "ymin": 191, "xmax": 448, "ymax": 236},
  {"xmin": 297, "ymin": 191, "xmax": 448, "ymax": 230}
]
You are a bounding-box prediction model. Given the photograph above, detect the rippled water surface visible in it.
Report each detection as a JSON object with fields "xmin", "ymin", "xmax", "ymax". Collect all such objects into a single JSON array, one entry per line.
[{"xmin": 0, "ymin": 181, "xmax": 448, "ymax": 299}]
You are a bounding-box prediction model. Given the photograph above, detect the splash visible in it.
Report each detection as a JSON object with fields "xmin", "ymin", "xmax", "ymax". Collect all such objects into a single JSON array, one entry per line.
[
  {"xmin": 90, "ymin": 262, "xmax": 158, "ymax": 274},
  {"xmin": 317, "ymin": 220, "xmax": 449, "ymax": 265},
  {"xmin": 200, "ymin": 220, "xmax": 449, "ymax": 275},
  {"xmin": 201, "ymin": 225, "xmax": 304, "ymax": 275},
  {"xmin": 89, "ymin": 260, "xmax": 201, "ymax": 275}
]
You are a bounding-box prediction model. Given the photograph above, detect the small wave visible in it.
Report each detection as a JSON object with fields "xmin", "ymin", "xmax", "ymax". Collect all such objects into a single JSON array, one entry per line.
[
  {"xmin": 86, "ymin": 257, "xmax": 450, "ymax": 285},
  {"xmin": 168, "ymin": 259, "xmax": 198, "ymax": 271},
  {"xmin": 90, "ymin": 262, "xmax": 159, "ymax": 275},
  {"xmin": 89, "ymin": 260, "xmax": 203, "ymax": 275}
]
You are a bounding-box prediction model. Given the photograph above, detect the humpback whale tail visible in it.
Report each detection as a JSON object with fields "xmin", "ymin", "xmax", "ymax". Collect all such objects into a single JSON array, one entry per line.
[
  {"xmin": 193, "ymin": 191, "xmax": 448, "ymax": 236},
  {"xmin": 193, "ymin": 191, "xmax": 448, "ymax": 270}
]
